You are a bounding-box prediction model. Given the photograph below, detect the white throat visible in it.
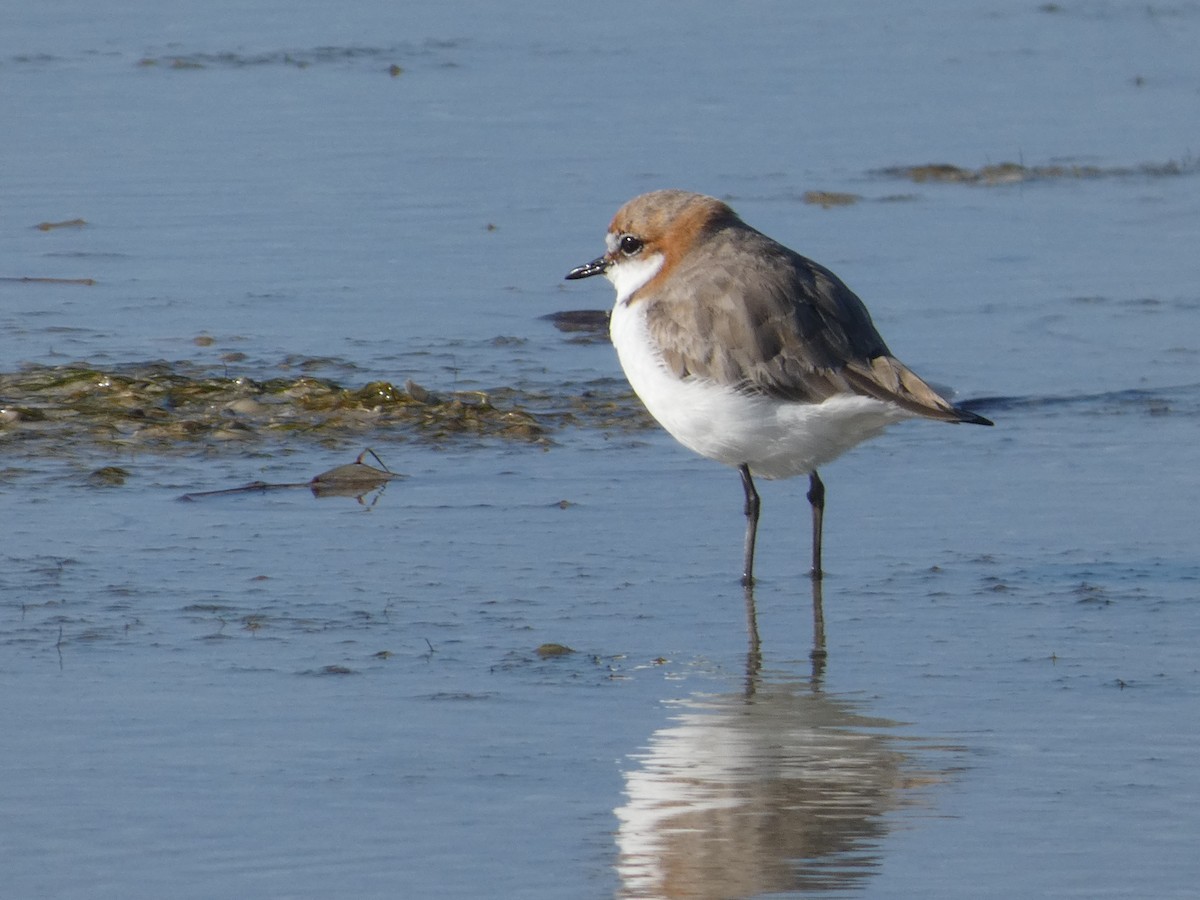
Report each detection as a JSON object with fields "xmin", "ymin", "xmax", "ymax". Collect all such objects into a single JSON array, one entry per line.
[{"xmin": 606, "ymin": 253, "xmax": 664, "ymax": 305}]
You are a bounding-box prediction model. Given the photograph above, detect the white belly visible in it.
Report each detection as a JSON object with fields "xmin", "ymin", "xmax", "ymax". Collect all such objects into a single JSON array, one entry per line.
[{"xmin": 609, "ymin": 299, "xmax": 911, "ymax": 479}]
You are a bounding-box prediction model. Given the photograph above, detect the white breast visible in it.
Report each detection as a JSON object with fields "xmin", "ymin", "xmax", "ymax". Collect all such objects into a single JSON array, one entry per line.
[{"xmin": 608, "ymin": 297, "xmax": 912, "ymax": 479}]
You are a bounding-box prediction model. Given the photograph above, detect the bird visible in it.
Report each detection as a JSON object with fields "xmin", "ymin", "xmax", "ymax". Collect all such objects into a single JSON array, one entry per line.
[{"xmin": 565, "ymin": 189, "xmax": 992, "ymax": 585}]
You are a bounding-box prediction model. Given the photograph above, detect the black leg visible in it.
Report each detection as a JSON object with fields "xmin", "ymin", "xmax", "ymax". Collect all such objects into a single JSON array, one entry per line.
[
  {"xmin": 807, "ymin": 471, "xmax": 825, "ymax": 580},
  {"xmin": 738, "ymin": 464, "xmax": 760, "ymax": 586}
]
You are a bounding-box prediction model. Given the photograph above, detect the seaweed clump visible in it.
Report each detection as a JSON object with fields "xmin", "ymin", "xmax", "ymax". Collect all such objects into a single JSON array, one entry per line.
[
  {"xmin": 0, "ymin": 363, "xmax": 548, "ymax": 455},
  {"xmin": 876, "ymin": 157, "xmax": 1200, "ymax": 185}
]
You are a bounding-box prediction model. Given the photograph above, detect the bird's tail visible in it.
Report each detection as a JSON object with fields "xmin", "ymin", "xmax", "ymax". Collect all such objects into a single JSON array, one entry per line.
[{"xmin": 845, "ymin": 355, "xmax": 994, "ymax": 426}]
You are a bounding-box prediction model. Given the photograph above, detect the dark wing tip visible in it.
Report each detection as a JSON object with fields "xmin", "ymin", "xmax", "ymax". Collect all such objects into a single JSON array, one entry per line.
[{"xmin": 954, "ymin": 408, "xmax": 994, "ymax": 426}]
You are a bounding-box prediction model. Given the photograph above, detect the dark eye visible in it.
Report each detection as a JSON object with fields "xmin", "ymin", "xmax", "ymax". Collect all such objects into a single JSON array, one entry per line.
[{"xmin": 619, "ymin": 235, "xmax": 643, "ymax": 256}]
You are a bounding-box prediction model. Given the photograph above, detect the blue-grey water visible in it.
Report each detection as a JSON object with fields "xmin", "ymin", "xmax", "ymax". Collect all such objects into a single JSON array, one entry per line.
[{"xmin": 4, "ymin": 2, "xmax": 1200, "ymax": 897}]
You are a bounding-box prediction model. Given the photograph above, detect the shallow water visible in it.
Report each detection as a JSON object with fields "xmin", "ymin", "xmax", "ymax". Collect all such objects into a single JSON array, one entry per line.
[{"xmin": 4, "ymin": 1, "xmax": 1200, "ymax": 898}]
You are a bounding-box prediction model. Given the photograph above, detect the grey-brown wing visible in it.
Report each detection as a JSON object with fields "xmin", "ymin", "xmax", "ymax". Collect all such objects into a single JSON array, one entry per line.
[{"xmin": 645, "ymin": 228, "xmax": 985, "ymax": 423}]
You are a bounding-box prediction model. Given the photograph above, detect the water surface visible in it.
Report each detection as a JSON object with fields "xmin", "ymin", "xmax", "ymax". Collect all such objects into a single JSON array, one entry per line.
[{"xmin": 3, "ymin": 1, "xmax": 1200, "ymax": 897}]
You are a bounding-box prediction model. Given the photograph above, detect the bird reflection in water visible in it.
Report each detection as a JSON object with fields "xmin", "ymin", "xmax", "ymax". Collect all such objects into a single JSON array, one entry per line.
[{"xmin": 615, "ymin": 582, "xmax": 949, "ymax": 898}]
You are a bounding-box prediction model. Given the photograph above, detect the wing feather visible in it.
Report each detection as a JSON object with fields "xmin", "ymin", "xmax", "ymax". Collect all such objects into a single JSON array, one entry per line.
[{"xmin": 642, "ymin": 223, "xmax": 989, "ymax": 424}]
